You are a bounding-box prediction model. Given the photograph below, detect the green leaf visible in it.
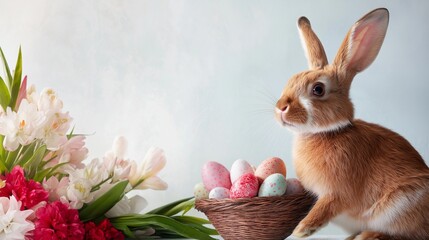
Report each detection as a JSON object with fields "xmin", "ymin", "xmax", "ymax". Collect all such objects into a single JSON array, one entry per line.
[
  {"xmin": 22, "ymin": 145, "xmax": 47, "ymax": 179},
  {"xmin": 173, "ymin": 216, "xmax": 211, "ymax": 225},
  {"xmin": 79, "ymin": 180, "xmax": 129, "ymax": 222},
  {"xmin": 110, "ymin": 214, "xmax": 217, "ymax": 240},
  {"xmin": 163, "ymin": 199, "xmax": 195, "ymax": 217},
  {"xmin": 146, "ymin": 197, "xmax": 193, "ymax": 216},
  {"xmin": 33, "ymin": 162, "xmax": 69, "ymax": 182},
  {"xmin": 172, "ymin": 216, "xmax": 218, "ymax": 235},
  {"xmin": 15, "ymin": 142, "xmax": 37, "ymax": 166},
  {"xmin": 0, "ymin": 158, "xmax": 7, "ymax": 174},
  {"xmin": 10, "ymin": 47, "xmax": 22, "ymax": 109},
  {"xmin": 0, "ymin": 47, "xmax": 13, "ymax": 89},
  {"xmin": 0, "ymin": 76, "xmax": 11, "ymax": 110},
  {"xmin": 0, "ymin": 135, "xmax": 5, "ymax": 164},
  {"xmin": 5, "ymin": 148, "xmax": 20, "ymax": 170}
]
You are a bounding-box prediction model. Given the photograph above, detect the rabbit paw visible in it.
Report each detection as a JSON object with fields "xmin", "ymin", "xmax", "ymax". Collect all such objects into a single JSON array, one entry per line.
[{"xmin": 292, "ymin": 222, "xmax": 320, "ymax": 238}]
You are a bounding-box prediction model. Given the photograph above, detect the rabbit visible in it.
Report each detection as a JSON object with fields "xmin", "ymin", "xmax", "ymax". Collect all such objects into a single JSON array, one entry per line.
[{"xmin": 274, "ymin": 8, "xmax": 429, "ymax": 240}]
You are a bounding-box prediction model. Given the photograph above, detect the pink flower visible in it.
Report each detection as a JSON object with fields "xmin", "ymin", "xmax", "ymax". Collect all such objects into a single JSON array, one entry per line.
[
  {"xmin": 33, "ymin": 201, "xmax": 84, "ymax": 240},
  {"xmin": 15, "ymin": 75, "xmax": 28, "ymax": 110},
  {"xmin": 84, "ymin": 219, "xmax": 124, "ymax": 240},
  {"xmin": 42, "ymin": 176, "xmax": 69, "ymax": 202},
  {"xmin": 0, "ymin": 166, "xmax": 49, "ymax": 210},
  {"xmin": 43, "ymin": 136, "xmax": 88, "ymax": 171}
]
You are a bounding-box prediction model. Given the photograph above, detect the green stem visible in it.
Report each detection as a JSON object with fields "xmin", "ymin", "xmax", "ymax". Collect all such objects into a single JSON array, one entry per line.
[
  {"xmin": 5, "ymin": 144, "xmax": 22, "ymax": 170},
  {"xmin": 91, "ymin": 176, "xmax": 113, "ymax": 192}
]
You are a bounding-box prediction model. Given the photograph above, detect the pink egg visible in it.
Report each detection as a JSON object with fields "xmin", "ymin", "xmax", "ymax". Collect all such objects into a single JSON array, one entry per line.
[
  {"xmin": 201, "ymin": 161, "xmax": 231, "ymax": 191},
  {"xmin": 230, "ymin": 173, "xmax": 259, "ymax": 199},
  {"xmin": 230, "ymin": 159, "xmax": 254, "ymax": 184},
  {"xmin": 255, "ymin": 157, "xmax": 286, "ymax": 184},
  {"xmin": 284, "ymin": 178, "xmax": 305, "ymax": 195}
]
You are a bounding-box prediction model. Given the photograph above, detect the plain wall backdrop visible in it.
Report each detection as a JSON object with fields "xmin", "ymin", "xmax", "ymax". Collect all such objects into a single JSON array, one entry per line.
[{"xmin": 1, "ymin": 0, "xmax": 428, "ymax": 236}]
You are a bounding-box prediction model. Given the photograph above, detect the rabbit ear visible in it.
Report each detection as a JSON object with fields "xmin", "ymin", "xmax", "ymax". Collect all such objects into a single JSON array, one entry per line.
[
  {"xmin": 333, "ymin": 8, "xmax": 389, "ymax": 76},
  {"xmin": 298, "ymin": 17, "xmax": 328, "ymax": 70}
]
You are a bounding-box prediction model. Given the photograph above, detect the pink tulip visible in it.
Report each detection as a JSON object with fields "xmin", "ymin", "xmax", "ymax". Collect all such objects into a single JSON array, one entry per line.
[{"xmin": 15, "ymin": 75, "xmax": 27, "ymax": 110}]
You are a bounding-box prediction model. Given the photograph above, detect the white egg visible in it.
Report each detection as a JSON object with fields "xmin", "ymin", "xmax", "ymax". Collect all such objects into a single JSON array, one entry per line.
[
  {"xmin": 193, "ymin": 182, "xmax": 209, "ymax": 200},
  {"xmin": 230, "ymin": 159, "xmax": 254, "ymax": 184},
  {"xmin": 209, "ymin": 187, "xmax": 230, "ymax": 199}
]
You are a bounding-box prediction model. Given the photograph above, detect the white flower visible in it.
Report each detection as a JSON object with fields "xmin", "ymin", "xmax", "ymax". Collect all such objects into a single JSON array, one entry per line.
[
  {"xmin": 26, "ymin": 84, "xmax": 38, "ymax": 105},
  {"xmin": 25, "ymin": 87, "xmax": 73, "ymax": 150},
  {"xmin": 38, "ymin": 88, "xmax": 72, "ymax": 151},
  {"xmin": 37, "ymin": 88, "xmax": 64, "ymax": 113},
  {"xmin": 128, "ymin": 147, "xmax": 168, "ymax": 190},
  {"xmin": 105, "ymin": 195, "xmax": 147, "ymax": 218},
  {"xmin": 0, "ymin": 100, "xmax": 45, "ymax": 151},
  {"xmin": 66, "ymin": 178, "xmax": 93, "ymax": 209},
  {"xmin": 66, "ymin": 158, "xmax": 109, "ymax": 209},
  {"xmin": 0, "ymin": 196, "xmax": 34, "ymax": 240},
  {"xmin": 67, "ymin": 158, "xmax": 107, "ymax": 186},
  {"xmin": 113, "ymin": 136, "xmax": 128, "ymax": 159},
  {"xmin": 103, "ymin": 136, "xmax": 131, "ymax": 182}
]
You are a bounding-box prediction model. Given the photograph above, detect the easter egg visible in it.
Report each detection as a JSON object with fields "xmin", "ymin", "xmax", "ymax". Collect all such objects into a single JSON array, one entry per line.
[
  {"xmin": 193, "ymin": 182, "xmax": 209, "ymax": 200},
  {"xmin": 230, "ymin": 159, "xmax": 254, "ymax": 184},
  {"xmin": 201, "ymin": 161, "xmax": 231, "ymax": 191},
  {"xmin": 284, "ymin": 178, "xmax": 305, "ymax": 195},
  {"xmin": 230, "ymin": 173, "xmax": 259, "ymax": 199},
  {"xmin": 255, "ymin": 157, "xmax": 286, "ymax": 183},
  {"xmin": 209, "ymin": 187, "xmax": 230, "ymax": 199},
  {"xmin": 258, "ymin": 173, "xmax": 287, "ymax": 197}
]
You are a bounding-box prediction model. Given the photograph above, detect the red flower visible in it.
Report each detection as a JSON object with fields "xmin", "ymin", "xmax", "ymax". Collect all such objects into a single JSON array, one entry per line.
[
  {"xmin": 0, "ymin": 166, "xmax": 49, "ymax": 210},
  {"xmin": 84, "ymin": 219, "xmax": 124, "ymax": 240},
  {"xmin": 34, "ymin": 201, "xmax": 84, "ymax": 240}
]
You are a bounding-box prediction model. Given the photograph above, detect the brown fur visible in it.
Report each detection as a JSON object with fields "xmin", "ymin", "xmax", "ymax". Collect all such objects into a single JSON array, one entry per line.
[{"xmin": 275, "ymin": 8, "xmax": 429, "ymax": 239}]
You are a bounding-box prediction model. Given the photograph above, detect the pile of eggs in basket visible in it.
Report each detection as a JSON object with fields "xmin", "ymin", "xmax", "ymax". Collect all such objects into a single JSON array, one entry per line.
[{"xmin": 194, "ymin": 157, "xmax": 305, "ymax": 200}]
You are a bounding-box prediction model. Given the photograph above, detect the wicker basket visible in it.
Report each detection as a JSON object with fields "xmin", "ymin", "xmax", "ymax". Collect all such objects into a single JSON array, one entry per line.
[{"xmin": 195, "ymin": 192, "xmax": 315, "ymax": 240}]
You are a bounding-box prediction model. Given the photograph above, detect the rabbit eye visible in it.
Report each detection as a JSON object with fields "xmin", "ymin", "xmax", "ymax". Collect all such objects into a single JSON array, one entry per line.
[{"xmin": 312, "ymin": 83, "xmax": 325, "ymax": 97}]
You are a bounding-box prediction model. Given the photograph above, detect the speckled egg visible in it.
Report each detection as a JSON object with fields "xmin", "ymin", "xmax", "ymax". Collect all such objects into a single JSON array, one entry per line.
[
  {"xmin": 193, "ymin": 182, "xmax": 209, "ymax": 200},
  {"xmin": 284, "ymin": 178, "xmax": 305, "ymax": 195},
  {"xmin": 230, "ymin": 173, "xmax": 259, "ymax": 199},
  {"xmin": 201, "ymin": 161, "xmax": 231, "ymax": 191},
  {"xmin": 258, "ymin": 173, "xmax": 287, "ymax": 197},
  {"xmin": 230, "ymin": 159, "xmax": 254, "ymax": 184},
  {"xmin": 209, "ymin": 187, "xmax": 230, "ymax": 199},
  {"xmin": 255, "ymin": 157, "xmax": 287, "ymax": 183}
]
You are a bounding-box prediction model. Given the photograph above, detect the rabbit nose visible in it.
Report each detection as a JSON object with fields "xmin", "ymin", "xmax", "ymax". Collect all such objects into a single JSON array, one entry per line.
[
  {"xmin": 276, "ymin": 97, "xmax": 291, "ymax": 112},
  {"xmin": 277, "ymin": 102, "xmax": 288, "ymax": 111}
]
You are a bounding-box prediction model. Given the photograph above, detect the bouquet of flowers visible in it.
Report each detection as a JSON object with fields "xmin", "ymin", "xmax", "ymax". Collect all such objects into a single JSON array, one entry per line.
[{"xmin": 0, "ymin": 48, "xmax": 217, "ymax": 240}]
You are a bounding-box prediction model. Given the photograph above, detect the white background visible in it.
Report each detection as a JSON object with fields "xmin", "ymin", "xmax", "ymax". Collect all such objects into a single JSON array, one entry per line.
[{"xmin": 1, "ymin": 0, "xmax": 428, "ymax": 236}]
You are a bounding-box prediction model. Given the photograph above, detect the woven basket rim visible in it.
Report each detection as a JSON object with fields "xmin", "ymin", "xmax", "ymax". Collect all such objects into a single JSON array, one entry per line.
[{"xmin": 195, "ymin": 191, "xmax": 315, "ymax": 212}]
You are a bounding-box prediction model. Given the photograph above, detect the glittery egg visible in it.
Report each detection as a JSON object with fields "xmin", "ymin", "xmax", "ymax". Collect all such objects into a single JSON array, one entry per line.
[
  {"xmin": 201, "ymin": 161, "xmax": 231, "ymax": 191},
  {"xmin": 230, "ymin": 159, "xmax": 254, "ymax": 184},
  {"xmin": 230, "ymin": 173, "xmax": 259, "ymax": 199},
  {"xmin": 193, "ymin": 182, "xmax": 209, "ymax": 200},
  {"xmin": 284, "ymin": 178, "xmax": 305, "ymax": 195},
  {"xmin": 255, "ymin": 157, "xmax": 286, "ymax": 183},
  {"xmin": 258, "ymin": 173, "xmax": 287, "ymax": 197},
  {"xmin": 209, "ymin": 187, "xmax": 230, "ymax": 199}
]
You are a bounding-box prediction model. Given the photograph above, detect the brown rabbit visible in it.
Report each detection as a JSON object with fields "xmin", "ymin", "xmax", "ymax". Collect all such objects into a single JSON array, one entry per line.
[{"xmin": 275, "ymin": 8, "xmax": 429, "ymax": 240}]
